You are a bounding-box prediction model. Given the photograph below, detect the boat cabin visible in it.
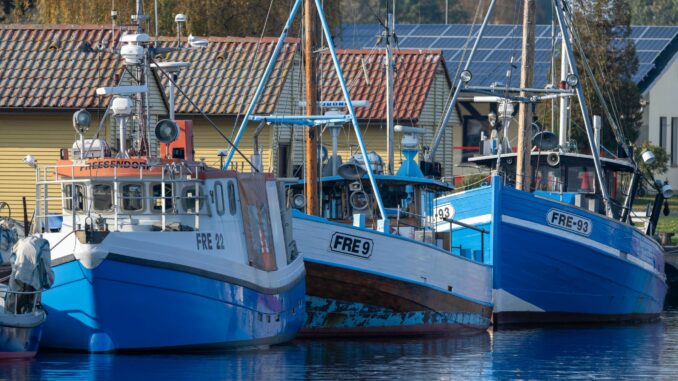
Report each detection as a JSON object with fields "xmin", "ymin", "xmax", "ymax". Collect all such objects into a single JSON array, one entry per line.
[{"xmin": 469, "ymin": 151, "xmax": 635, "ymax": 217}]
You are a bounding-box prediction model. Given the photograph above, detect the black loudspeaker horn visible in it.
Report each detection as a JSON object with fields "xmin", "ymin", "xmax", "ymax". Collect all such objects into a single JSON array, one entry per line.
[
  {"xmin": 532, "ymin": 131, "xmax": 559, "ymax": 151},
  {"xmin": 155, "ymin": 119, "xmax": 180, "ymax": 144},
  {"xmin": 337, "ymin": 163, "xmax": 367, "ymax": 180}
]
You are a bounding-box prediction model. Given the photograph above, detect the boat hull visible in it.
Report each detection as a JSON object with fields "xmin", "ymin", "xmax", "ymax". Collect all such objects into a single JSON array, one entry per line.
[
  {"xmin": 301, "ymin": 262, "xmax": 490, "ymax": 337},
  {"xmin": 41, "ymin": 256, "xmax": 305, "ymax": 352},
  {"xmin": 294, "ymin": 213, "xmax": 493, "ymax": 336},
  {"xmin": 0, "ymin": 315, "xmax": 44, "ymax": 359},
  {"xmin": 437, "ymin": 179, "xmax": 668, "ymax": 326}
]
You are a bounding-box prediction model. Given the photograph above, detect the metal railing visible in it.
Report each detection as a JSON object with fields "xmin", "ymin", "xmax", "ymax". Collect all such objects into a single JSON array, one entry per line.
[
  {"xmin": 0, "ymin": 287, "xmax": 42, "ymax": 315},
  {"xmin": 34, "ymin": 161, "xmax": 211, "ymax": 233},
  {"xmin": 445, "ymin": 217, "xmax": 489, "ymax": 262}
]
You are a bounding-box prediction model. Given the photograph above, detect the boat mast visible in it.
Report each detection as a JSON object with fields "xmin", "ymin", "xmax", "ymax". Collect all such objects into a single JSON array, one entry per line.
[
  {"xmin": 558, "ymin": 0, "xmax": 570, "ymax": 149},
  {"xmin": 553, "ymin": 0, "xmax": 611, "ymax": 212},
  {"xmin": 304, "ymin": 0, "xmax": 319, "ymax": 215},
  {"xmin": 516, "ymin": 0, "xmax": 536, "ymax": 191},
  {"xmin": 385, "ymin": 2, "xmax": 395, "ymax": 175},
  {"xmin": 429, "ymin": 0, "xmax": 497, "ymax": 162}
]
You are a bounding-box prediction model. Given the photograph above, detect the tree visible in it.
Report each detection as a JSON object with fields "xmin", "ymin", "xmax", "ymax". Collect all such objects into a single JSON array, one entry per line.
[
  {"xmin": 568, "ymin": 0, "xmax": 641, "ymax": 155},
  {"xmin": 30, "ymin": 0, "xmax": 342, "ymax": 38},
  {"xmin": 628, "ymin": 0, "xmax": 678, "ymax": 25}
]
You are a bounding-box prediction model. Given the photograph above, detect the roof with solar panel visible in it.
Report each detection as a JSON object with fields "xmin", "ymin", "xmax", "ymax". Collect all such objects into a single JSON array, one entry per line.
[{"xmin": 338, "ymin": 24, "xmax": 678, "ymax": 92}]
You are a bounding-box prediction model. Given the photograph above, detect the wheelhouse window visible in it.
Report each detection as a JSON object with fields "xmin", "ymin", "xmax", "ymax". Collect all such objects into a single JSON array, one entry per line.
[
  {"xmin": 228, "ymin": 181, "xmax": 237, "ymax": 215},
  {"xmin": 215, "ymin": 182, "xmax": 225, "ymax": 215},
  {"xmin": 567, "ymin": 166, "xmax": 595, "ymax": 193},
  {"xmin": 92, "ymin": 184, "xmax": 113, "ymax": 211},
  {"xmin": 152, "ymin": 183, "xmax": 174, "ymax": 212},
  {"xmin": 63, "ymin": 184, "xmax": 84, "ymax": 212},
  {"xmin": 122, "ymin": 183, "xmax": 144, "ymax": 212},
  {"xmin": 182, "ymin": 184, "xmax": 205, "ymax": 213},
  {"xmin": 534, "ymin": 166, "xmax": 563, "ymax": 192}
]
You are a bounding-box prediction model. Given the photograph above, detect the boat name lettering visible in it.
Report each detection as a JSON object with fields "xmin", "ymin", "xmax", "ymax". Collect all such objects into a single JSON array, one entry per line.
[
  {"xmin": 87, "ymin": 160, "xmax": 149, "ymax": 170},
  {"xmin": 329, "ymin": 233, "xmax": 373, "ymax": 258},
  {"xmin": 546, "ymin": 209, "xmax": 592, "ymax": 236},
  {"xmin": 196, "ymin": 233, "xmax": 225, "ymax": 250}
]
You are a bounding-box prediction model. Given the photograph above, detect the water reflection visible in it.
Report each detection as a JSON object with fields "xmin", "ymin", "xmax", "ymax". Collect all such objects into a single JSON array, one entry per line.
[{"xmin": 1, "ymin": 310, "xmax": 677, "ymax": 380}]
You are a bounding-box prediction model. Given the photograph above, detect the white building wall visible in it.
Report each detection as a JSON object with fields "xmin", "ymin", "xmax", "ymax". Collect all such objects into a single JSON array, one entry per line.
[{"xmin": 644, "ymin": 54, "xmax": 678, "ymax": 187}]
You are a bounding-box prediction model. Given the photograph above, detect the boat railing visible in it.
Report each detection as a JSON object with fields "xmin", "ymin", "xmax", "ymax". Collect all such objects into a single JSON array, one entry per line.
[
  {"xmin": 444, "ymin": 217, "xmax": 488, "ymax": 262},
  {"xmin": 33, "ymin": 161, "xmax": 210, "ymax": 233},
  {"xmin": 0, "ymin": 287, "xmax": 42, "ymax": 315}
]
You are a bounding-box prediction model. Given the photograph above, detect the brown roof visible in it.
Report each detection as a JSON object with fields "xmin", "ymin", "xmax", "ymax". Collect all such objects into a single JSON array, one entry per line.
[
  {"xmin": 157, "ymin": 36, "xmax": 299, "ymax": 115},
  {"xmin": 0, "ymin": 24, "xmax": 442, "ymax": 120},
  {"xmin": 0, "ymin": 25, "xmax": 298, "ymax": 115},
  {"xmin": 318, "ymin": 49, "xmax": 447, "ymax": 122},
  {"xmin": 0, "ymin": 24, "xmax": 122, "ymax": 110}
]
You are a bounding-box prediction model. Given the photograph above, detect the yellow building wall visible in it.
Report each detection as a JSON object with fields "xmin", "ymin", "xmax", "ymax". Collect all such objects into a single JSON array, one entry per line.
[{"xmin": 0, "ymin": 113, "xmax": 90, "ymax": 216}]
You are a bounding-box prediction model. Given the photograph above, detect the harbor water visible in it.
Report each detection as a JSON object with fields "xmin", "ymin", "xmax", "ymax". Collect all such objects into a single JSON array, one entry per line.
[{"xmin": 2, "ymin": 307, "xmax": 677, "ymax": 380}]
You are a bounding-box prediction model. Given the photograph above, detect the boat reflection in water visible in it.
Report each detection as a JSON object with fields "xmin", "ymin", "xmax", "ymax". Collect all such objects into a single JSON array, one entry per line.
[{"xmin": 4, "ymin": 311, "xmax": 677, "ymax": 380}]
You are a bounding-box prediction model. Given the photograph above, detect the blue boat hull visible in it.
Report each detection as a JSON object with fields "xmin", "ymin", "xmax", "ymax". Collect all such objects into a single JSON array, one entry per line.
[
  {"xmin": 0, "ymin": 321, "xmax": 43, "ymax": 359},
  {"xmin": 438, "ymin": 179, "xmax": 667, "ymax": 325},
  {"xmin": 41, "ymin": 257, "xmax": 306, "ymax": 352}
]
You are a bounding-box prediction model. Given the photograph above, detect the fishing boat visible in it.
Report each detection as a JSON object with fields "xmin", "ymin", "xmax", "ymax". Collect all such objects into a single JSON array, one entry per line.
[
  {"xmin": 228, "ymin": 0, "xmax": 492, "ymax": 336},
  {"xmin": 0, "ymin": 220, "xmax": 53, "ymax": 359},
  {"xmin": 27, "ymin": 2, "xmax": 305, "ymax": 352},
  {"xmin": 430, "ymin": 0, "xmax": 669, "ymax": 325}
]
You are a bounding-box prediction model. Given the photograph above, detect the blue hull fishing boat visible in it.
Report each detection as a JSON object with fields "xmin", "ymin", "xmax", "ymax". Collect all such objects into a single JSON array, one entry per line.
[
  {"xmin": 437, "ymin": 171, "xmax": 666, "ymax": 324},
  {"xmin": 427, "ymin": 0, "xmax": 669, "ymax": 324},
  {"xmin": 29, "ymin": 1, "xmax": 305, "ymax": 352},
  {"xmin": 222, "ymin": 0, "xmax": 493, "ymax": 336}
]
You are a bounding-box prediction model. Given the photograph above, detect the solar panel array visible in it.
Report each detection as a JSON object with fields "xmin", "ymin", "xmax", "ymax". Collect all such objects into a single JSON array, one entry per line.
[{"xmin": 338, "ymin": 24, "xmax": 678, "ymax": 88}]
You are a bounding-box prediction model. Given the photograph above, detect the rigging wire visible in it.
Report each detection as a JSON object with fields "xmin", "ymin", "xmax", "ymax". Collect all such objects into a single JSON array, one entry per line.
[{"xmin": 149, "ymin": 55, "xmax": 259, "ymax": 171}]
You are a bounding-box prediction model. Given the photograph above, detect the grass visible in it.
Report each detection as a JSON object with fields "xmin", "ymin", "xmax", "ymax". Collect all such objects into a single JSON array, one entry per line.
[
  {"xmin": 657, "ymin": 216, "xmax": 678, "ymax": 245},
  {"xmin": 633, "ymin": 195, "xmax": 678, "ymax": 211}
]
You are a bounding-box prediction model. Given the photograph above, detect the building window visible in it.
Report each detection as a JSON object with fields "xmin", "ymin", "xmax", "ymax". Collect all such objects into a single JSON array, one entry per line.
[
  {"xmin": 660, "ymin": 117, "xmax": 667, "ymax": 151},
  {"xmin": 672, "ymin": 118, "xmax": 678, "ymax": 167},
  {"xmin": 92, "ymin": 184, "xmax": 113, "ymax": 212},
  {"xmin": 122, "ymin": 183, "xmax": 144, "ymax": 212}
]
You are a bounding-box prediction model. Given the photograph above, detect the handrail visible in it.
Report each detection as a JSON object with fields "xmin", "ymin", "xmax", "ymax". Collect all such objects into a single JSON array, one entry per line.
[
  {"xmin": 445, "ymin": 217, "xmax": 488, "ymax": 262},
  {"xmin": 444, "ymin": 218, "xmax": 489, "ymax": 234}
]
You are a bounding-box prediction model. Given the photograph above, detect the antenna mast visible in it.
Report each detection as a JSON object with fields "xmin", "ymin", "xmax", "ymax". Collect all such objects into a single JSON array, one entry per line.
[
  {"xmin": 385, "ymin": 1, "xmax": 395, "ymax": 175},
  {"xmin": 516, "ymin": 0, "xmax": 536, "ymax": 191}
]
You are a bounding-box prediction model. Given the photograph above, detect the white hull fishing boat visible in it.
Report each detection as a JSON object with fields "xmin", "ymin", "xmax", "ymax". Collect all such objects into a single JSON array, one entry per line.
[
  {"xmin": 236, "ymin": 0, "xmax": 493, "ymax": 336},
  {"xmin": 0, "ymin": 220, "xmax": 53, "ymax": 359},
  {"xmin": 27, "ymin": 2, "xmax": 304, "ymax": 352}
]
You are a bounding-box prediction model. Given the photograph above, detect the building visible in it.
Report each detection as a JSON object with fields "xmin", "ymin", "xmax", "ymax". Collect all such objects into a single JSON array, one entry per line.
[
  {"xmin": 339, "ymin": 24, "xmax": 678, "ymax": 183},
  {"xmin": 0, "ymin": 24, "xmax": 454, "ymax": 214}
]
